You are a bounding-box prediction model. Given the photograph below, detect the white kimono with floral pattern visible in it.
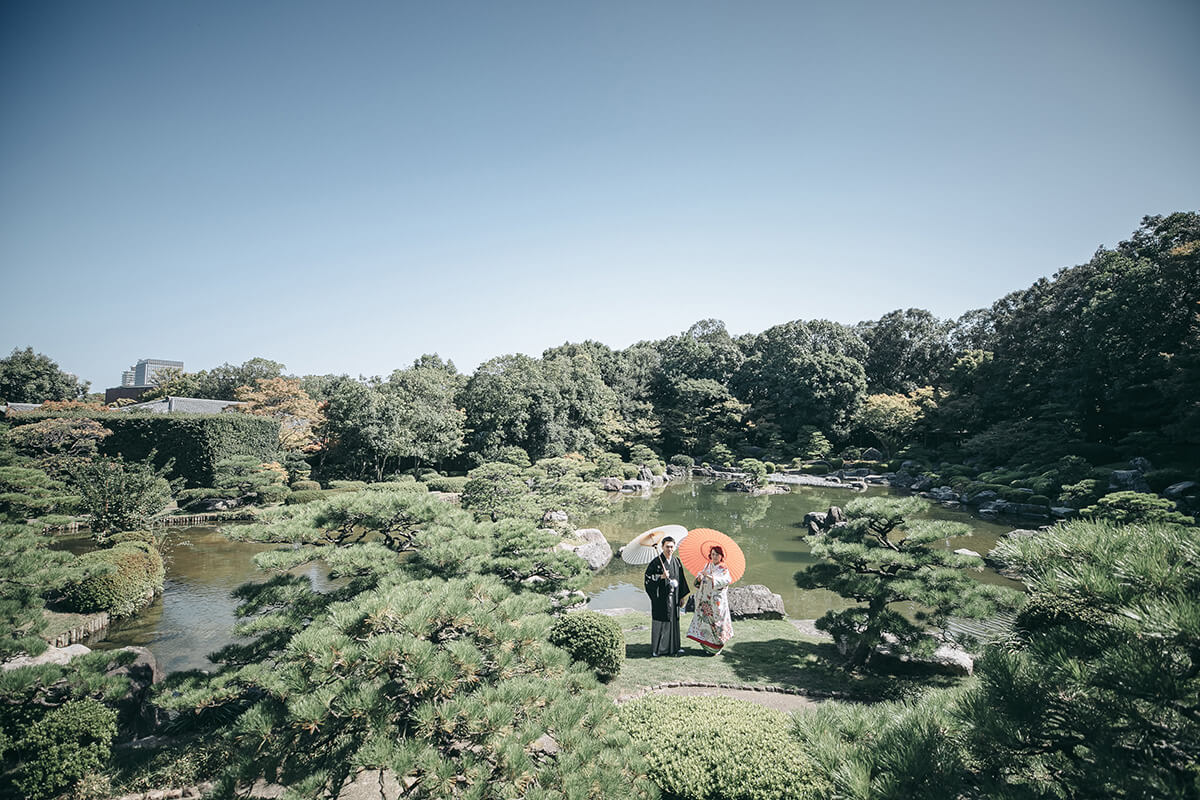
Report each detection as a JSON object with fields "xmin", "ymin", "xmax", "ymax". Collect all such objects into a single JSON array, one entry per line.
[{"xmin": 687, "ymin": 563, "xmax": 733, "ymax": 650}]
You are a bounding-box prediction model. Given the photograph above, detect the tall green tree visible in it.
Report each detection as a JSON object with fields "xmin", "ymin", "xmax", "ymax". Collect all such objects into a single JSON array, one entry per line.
[
  {"xmin": 66, "ymin": 455, "xmax": 173, "ymax": 542},
  {"xmin": 0, "ymin": 348, "xmax": 89, "ymax": 404},
  {"xmin": 855, "ymin": 308, "xmax": 954, "ymax": 394},
  {"xmin": 795, "ymin": 496, "xmax": 1020, "ymax": 669},
  {"xmin": 381, "ymin": 355, "xmax": 467, "ymax": 472}
]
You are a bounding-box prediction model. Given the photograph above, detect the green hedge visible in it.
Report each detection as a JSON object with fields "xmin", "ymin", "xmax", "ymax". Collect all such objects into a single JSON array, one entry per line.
[
  {"xmin": 619, "ymin": 695, "xmax": 828, "ymax": 800},
  {"xmin": 285, "ymin": 489, "xmax": 328, "ymax": 505},
  {"xmin": 549, "ymin": 611, "xmax": 624, "ymax": 680},
  {"xmin": 6, "ymin": 412, "xmax": 280, "ymax": 488},
  {"xmin": 422, "ymin": 475, "xmax": 469, "ymax": 493},
  {"xmin": 290, "ymin": 479, "xmax": 321, "ymax": 491},
  {"xmin": 11, "ymin": 698, "xmax": 117, "ymax": 800},
  {"xmin": 61, "ymin": 541, "xmax": 165, "ymax": 618}
]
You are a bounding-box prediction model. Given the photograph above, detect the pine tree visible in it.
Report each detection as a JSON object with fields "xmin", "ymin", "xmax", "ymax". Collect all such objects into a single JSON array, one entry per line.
[
  {"xmin": 0, "ymin": 524, "xmax": 80, "ymax": 659},
  {"xmin": 795, "ymin": 496, "xmax": 1020, "ymax": 669},
  {"xmin": 961, "ymin": 520, "xmax": 1200, "ymax": 798},
  {"xmin": 164, "ymin": 488, "xmax": 650, "ymax": 798}
]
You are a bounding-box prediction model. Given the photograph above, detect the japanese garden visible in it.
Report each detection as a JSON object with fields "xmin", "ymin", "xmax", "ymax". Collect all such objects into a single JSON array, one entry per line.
[{"xmin": 2, "ymin": 212, "xmax": 1198, "ymax": 799}]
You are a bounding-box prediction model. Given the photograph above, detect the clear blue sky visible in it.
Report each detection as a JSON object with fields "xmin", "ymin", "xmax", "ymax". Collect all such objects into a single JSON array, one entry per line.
[{"xmin": 2, "ymin": 0, "xmax": 1197, "ymax": 390}]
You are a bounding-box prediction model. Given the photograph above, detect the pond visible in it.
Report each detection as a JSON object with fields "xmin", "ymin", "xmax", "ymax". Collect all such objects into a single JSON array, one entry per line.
[
  {"xmin": 581, "ymin": 479, "xmax": 1021, "ymax": 618},
  {"xmin": 72, "ymin": 480, "xmax": 1021, "ymax": 673}
]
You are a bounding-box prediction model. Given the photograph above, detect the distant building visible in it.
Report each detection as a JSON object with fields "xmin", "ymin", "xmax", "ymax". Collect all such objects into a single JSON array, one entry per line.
[
  {"xmin": 132, "ymin": 358, "xmax": 183, "ymax": 387},
  {"xmin": 116, "ymin": 396, "xmax": 245, "ymax": 414},
  {"xmin": 104, "ymin": 357, "xmax": 184, "ymax": 404}
]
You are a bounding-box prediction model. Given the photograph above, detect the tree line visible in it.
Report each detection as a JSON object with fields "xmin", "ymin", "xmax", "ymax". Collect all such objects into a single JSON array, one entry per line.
[{"xmin": 3, "ymin": 212, "xmax": 1197, "ymax": 484}]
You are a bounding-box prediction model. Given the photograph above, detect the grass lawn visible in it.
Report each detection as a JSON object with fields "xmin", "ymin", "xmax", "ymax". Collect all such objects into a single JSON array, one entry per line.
[{"xmin": 605, "ymin": 611, "xmax": 964, "ymax": 702}]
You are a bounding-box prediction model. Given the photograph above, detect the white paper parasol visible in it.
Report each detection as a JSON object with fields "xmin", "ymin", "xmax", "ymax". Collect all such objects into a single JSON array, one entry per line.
[{"xmin": 619, "ymin": 524, "xmax": 688, "ymax": 565}]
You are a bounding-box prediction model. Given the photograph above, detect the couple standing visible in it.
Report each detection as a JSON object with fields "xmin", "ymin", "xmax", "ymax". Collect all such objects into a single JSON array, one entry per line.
[{"xmin": 643, "ymin": 536, "xmax": 734, "ymax": 656}]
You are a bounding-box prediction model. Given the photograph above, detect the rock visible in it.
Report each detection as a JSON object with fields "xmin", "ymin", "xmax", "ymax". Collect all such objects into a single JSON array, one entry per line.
[
  {"xmin": 929, "ymin": 486, "xmax": 959, "ymax": 503},
  {"xmin": 1006, "ymin": 528, "xmax": 1040, "ymax": 539},
  {"xmin": 1050, "ymin": 507, "xmax": 1077, "ymax": 519},
  {"xmin": 337, "ymin": 769, "xmax": 405, "ymax": 800},
  {"xmin": 966, "ymin": 490, "xmax": 998, "ymax": 505},
  {"xmin": 650, "ymin": 474, "xmax": 669, "ymax": 488},
  {"xmin": 1128, "ymin": 456, "xmax": 1153, "ymax": 473},
  {"xmin": 621, "ymin": 479, "xmax": 651, "ymax": 492},
  {"xmin": 558, "ymin": 528, "xmax": 613, "ymax": 571},
  {"xmin": 530, "ymin": 733, "xmax": 560, "ymax": 757},
  {"xmin": 601, "ymin": 476, "xmax": 623, "ymax": 492},
  {"xmin": 666, "ymin": 464, "xmax": 689, "ymax": 478},
  {"xmin": 803, "ymin": 511, "xmax": 828, "ymax": 535},
  {"xmin": 724, "ymin": 480, "xmax": 752, "ymax": 493},
  {"xmin": 542, "ymin": 510, "xmax": 569, "ymax": 524},
  {"xmin": 106, "ymin": 646, "xmax": 161, "ymax": 736},
  {"xmin": 728, "ymin": 585, "xmax": 786, "ymax": 619},
  {"xmin": 888, "ymin": 471, "xmax": 914, "ymax": 488},
  {"xmin": 2, "ymin": 643, "xmax": 91, "ymax": 670},
  {"xmin": 844, "ymin": 467, "xmax": 871, "ymax": 478},
  {"xmin": 826, "ymin": 506, "xmax": 846, "ymax": 526},
  {"xmin": 910, "ymin": 476, "xmax": 934, "ymax": 492},
  {"xmin": 638, "ymin": 465, "xmax": 655, "ymax": 483},
  {"xmin": 1109, "ymin": 470, "xmax": 1150, "ymax": 493},
  {"xmin": 862, "ymin": 447, "xmax": 884, "ymax": 461},
  {"xmin": 953, "ymin": 548, "xmax": 981, "ymax": 558},
  {"xmin": 184, "ymin": 497, "xmax": 240, "ymax": 513},
  {"xmin": 871, "ymin": 637, "xmax": 975, "ymax": 676},
  {"xmin": 1164, "ymin": 481, "xmax": 1199, "ymax": 500}
]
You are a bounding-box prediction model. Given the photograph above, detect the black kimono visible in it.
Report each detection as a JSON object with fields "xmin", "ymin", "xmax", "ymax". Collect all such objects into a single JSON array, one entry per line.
[{"xmin": 644, "ymin": 553, "xmax": 691, "ymax": 656}]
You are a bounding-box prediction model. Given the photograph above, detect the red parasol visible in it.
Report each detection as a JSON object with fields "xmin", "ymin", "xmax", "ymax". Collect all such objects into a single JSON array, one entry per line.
[{"xmin": 677, "ymin": 528, "xmax": 746, "ymax": 583}]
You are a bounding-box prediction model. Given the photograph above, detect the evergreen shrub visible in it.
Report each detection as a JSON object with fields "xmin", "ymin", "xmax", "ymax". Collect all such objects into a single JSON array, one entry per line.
[
  {"xmin": 290, "ymin": 479, "xmax": 321, "ymax": 491},
  {"xmin": 670, "ymin": 454, "xmax": 694, "ymax": 467},
  {"xmin": 621, "ymin": 464, "xmax": 641, "ymax": 479},
  {"xmin": 12, "ymin": 698, "xmax": 117, "ymax": 800},
  {"xmin": 257, "ymin": 484, "xmax": 290, "ymax": 504},
  {"xmin": 365, "ymin": 479, "xmax": 427, "ymax": 493},
  {"xmin": 62, "ymin": 541, "xmax": 164, "ymax": 617},
  {"xmin": 619, "ymin": 695, "xmax": 828, "ymax": 800},
  {"xmin": 423, "ymin": 475, "xmax": 469, "ymax": 493},
  {"xmin": 548, "ymin": 611, "xmax": 623, "ymax": 680},
  {"xmin": 327, "ymin": 480, "xmax": 367, "ymax": 492},
  {"xmin": 1028, "ymin": 494, "xmax": 1051, "ymax": 507},
  {"xmin": 826, "ymin": 457, "xmax": 844, "ymax": 469},
  {"xmin": 801, "ymin": 463, "xmax": 829, "ymax": 476},
  {"xmin": 284, "ymin": 489, "xmax": 326, "ymax": 505}
]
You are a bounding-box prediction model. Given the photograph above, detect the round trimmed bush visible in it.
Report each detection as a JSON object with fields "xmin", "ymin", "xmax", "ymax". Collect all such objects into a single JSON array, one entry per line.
[
  {"xmin": 327, "ymin": 480, "xmax": 368, "ymax": 492},
  {"xmin": 285, "ymin": 489, "xmax": 326, "ymax": 505},
  {"xmin": 670, "ymin": 454, "xmax": 695, "ymax": 468},
  {"xmin": 801, "ymin": 463, "xmax": 830, "ymax": 476},
  {"xmin": 548, "ymin": 611, "xmax": 624, "ymax": 680},
  {"xmin": 13, "ymin": 698, "xmax": 117, "ymax": 800},
  {"xmin": 423, "ymin": 475, "xmax": 469, "ymax": 493},
  {"xmin": 619, "ymin": 695, "xmax": 829, "ymax": 800},
  {"xmin": 290, "ymin": 479, "xmax": 321, "ymax": 491},
  {"xmin": 61, "ymin": 541, "xmax": 164, "ymax": 618}
]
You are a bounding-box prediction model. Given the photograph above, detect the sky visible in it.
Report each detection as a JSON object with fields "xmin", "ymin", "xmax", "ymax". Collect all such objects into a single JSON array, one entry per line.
[{"xmin": 1, "ymin": 0, "xmax": 1198, "ymax": 391}]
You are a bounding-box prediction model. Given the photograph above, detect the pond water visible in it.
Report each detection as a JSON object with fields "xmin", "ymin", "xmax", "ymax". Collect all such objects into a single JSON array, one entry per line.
[
  {"xmin": 581, "ymin": 479, "xmax": 1022, "ymax": 618},
  {"xmin": 70, "ymin": 480, "xmax": 1021, "ymax": 673}
]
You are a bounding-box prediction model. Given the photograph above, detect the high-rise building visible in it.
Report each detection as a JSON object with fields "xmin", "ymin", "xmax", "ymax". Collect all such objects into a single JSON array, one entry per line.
[
  {"xmin": 132, "ymin": 358, "xmax": 184, "ymax": 387},
  {"xmin": 121, "ymin": 370, "xmax": 136, "ymax": 387}
]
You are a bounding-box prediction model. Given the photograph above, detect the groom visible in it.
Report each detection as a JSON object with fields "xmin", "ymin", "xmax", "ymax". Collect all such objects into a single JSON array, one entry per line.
[{"xmin": 643, "ymin": 536, "xmax": 690, "ymax": 656}]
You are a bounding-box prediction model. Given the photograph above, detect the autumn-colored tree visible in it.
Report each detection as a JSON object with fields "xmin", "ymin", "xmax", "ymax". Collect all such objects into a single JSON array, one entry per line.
[{"xmin": 235, "ymin": 377, "xmax": 325, "ymax": 452}]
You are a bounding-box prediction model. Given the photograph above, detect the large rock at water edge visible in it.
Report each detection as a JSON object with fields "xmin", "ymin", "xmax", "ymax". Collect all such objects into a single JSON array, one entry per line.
[
  {"xmin": 557, "ymin": 528, "xmax": 612, "ymax": 571},
  {"xmin": 728, "ymin": 585, "xmax": 786, "ymax": 619}
]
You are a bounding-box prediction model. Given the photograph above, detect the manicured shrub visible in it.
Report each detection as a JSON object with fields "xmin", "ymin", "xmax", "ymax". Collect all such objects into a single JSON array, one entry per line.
[
  {"xmin": 1082, "ymin": 491, "xmax": 1194, "ymax": 525},
  {"xmin": 61, "ymin": 541, "xmax": 164, "ymax": 618},
  {"xmin": 801, "ymin": 463, "xmax": 829, "ymax": 476},
  {"xmin": 621, "ymin": 463, "xmax": 641, "ymax": 479},
  {"xmin": 290, "ymin": 479, "xmax": 321, "ymax": 491},
  {"xmin": 619, "ymin": 695, "xmax": 828, "ymax": 800},
  {"xmin": 423, "ymin": 475, "xmax": 469, "ymax": 493},
  {"xmin": 7, "ymin": 412, "xmax": 280, "ymax": 488},
  {"xmin": 825, "ymin": 457, "xmax": 844, "ymax": 470},
  {"xmin": 284, "ymin": 489, "xmax": 326, "ymax": 505},
  {"xmin": 12, "ymin": 698, "xmax": 117, "ymax": 800},
  {"xmin": 1028, "ymin": 494, "xmax": 1052, "ymax": 507},
  {"xmin": 110, "ymin": 529, "xmax": 158, "ymax": 546},
  {"xmin": 1059, "ymin": 479, "xmax": 1105, "ymax": 508},
  {"xmin": 763, "ymin": 461, "xmax": 776, "ymax": 474},
  {"xmin": 548, "ymin": 611, "xmax": 624, "ymax": 680},
  {"xmin": 327, "ymin": 480, "xmax": 367, "ymax": 492},
  {"xmin": 257, "ymin": 484, "xmax": 290, "ymax": 504},
  {"xmin": 670, "ymin": 454, "xmax": 694, "ymax": 468},
  {"xmin": 365, "ymin": 480, "xmax": 428, "ymax": 493}
]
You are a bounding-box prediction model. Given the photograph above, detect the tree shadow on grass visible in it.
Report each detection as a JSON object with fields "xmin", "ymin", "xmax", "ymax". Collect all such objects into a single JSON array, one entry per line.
[{"xmin": 720, "ymin": 637, "xmax": 962, "ymax": 701}]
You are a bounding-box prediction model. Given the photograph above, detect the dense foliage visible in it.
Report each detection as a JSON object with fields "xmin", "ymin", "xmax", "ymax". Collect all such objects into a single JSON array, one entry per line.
[
  {"xmin": 156, "ymin": 487, "xmax": 651, "ymax": 798},
  {"xmin": 619, "ymin": 695, "xmax": 829, "ymax": 800},
  {"xmin": 66, "ymin": 455, "xmax": 174, "ymax": 540},
  {"xmin": 548, "ymin": 611, "xmax": 624, "ymax": 680},
  {"xmin": 961, "ymin": 520, "xmax": 1200, "ymax": 798},
  {"xmin": 9, "ymin": 698, "xmax": 117, "ymax": 800},
  {"xmin": 0, "ymin": 347, "xmax": 89, "ymax": 404}
]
